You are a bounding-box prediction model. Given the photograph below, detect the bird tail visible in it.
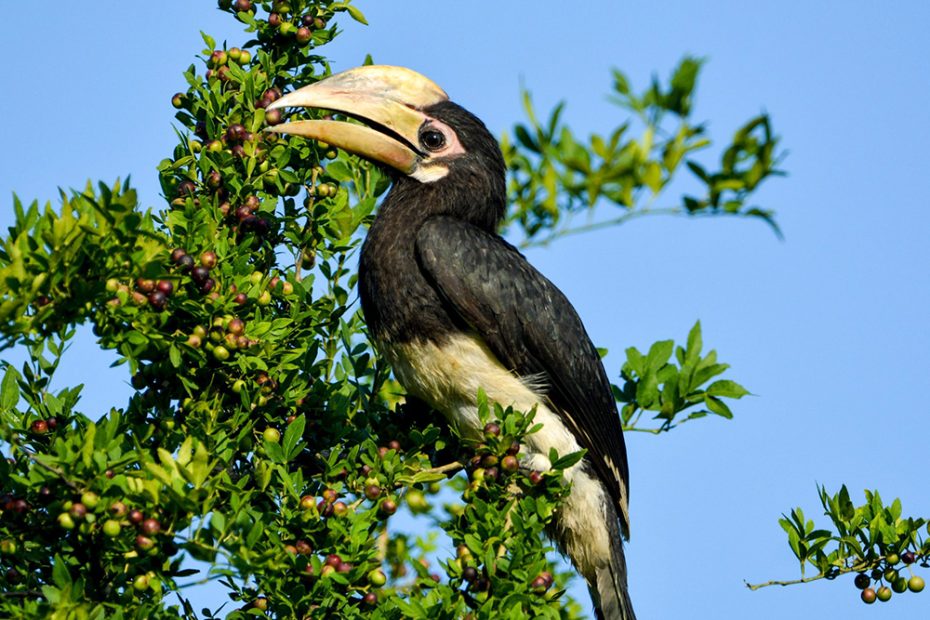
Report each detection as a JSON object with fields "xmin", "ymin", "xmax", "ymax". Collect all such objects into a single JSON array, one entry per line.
[{"xmin": 590, "ymin": 513, "xmax": 636, "ymax": 620}]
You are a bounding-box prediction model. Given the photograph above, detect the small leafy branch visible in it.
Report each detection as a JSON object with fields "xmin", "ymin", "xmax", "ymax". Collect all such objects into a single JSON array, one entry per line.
[
  {"xmin": 614, "ymin": 321, "xmax": 750, "ymax": 434},
  {"xmin": 747, "ymin": 485, "xmax": 928, "ymax": 605},
  {"xmin": 503, "ymin": 57, "xmax": 786, "ymax": 247}
]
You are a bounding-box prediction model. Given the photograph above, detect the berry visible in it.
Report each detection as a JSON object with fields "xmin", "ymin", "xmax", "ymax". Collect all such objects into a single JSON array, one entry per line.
[
  {"xmin": 379, "ymin": 498, "xmax": 397, "ymax": 517},
  {"xmin": 861, "ymin": 588, "xmax": 876, "ymax": 604},
  {"xmin": 263, "ymin": 427, "xmax": 281, "ymax": 443},
  {"xmin": 253, "ymin": 598, "xmax": 268, "ymax": 611},
  {"xmin": 876, "ymin": 586, "xmax": 892, "ymax": 602},
  {"xmin": 363, "ymin": 592, "xmax": 377, "ymax": 606},
  {"xmin": 368, "ymin": 568, "xmax": 387, "ymax": 586},
  {"xmin": 201, "ymin": 278, "xmax": 216, "ymax": 293},
  {"xmin": 58, "ymin": 512, "xmax": 76, "ymax": 530},
  {"xmin": 226, "ymin": 124, "xmax": 247, "ymax": 143},
  {"xmin": 233, "ymin": 0, "xmax": 252, "ymax": 12},
  {"xmin": 886, "ymin": 553, "xmax": 900, "ymax": 565},
  {"xmin": 902, "ymin": 551, "xmax": 916, "ymax": 564},
  {"xmin": 176, "ymin": 180, "xmax": 197, "ymax": 198},
  {"xmin": 227, "ymin": 318, "xmax": 245, "ymax": 334},
  {"xmin": 213, "ymin": 345, "xmax": 230, "ymax": 361},
  {"xmin": 128, "ymin": 510, "xmax": 144, "ymax": 525},
  {"xmin": 324, "ymin": 553, "xmax": 342, "ymax": 568},
  {"xmin": 30, "ymin": 419, "xmax": 49, "ymax": 434},
  {"xmin": 234, "ymin": 292, "xmax": 248, "ymax": 305},
  {"xmin": 80, "ymin": 491, "xmax": 99, "ymax": 509},
  {"xmin": 268, "ymin": 12, "xmax": 282, "ymax": 27},
  {"xmin": 109, "ymin": 501, "xmax": 127, "ymax": 517},
  {"xmin": 265, "ymin": 108, "xmax": 282, "ymax": 125},
  {"xmin": 200, "ymin": 251, "xmax": 218, "ymax": 268},
  {"xmin": 365, "ymin": 484, "xmax": 381, "ymax": 501},
  {"xmin": 483, "ymin": 422, "xmax": 501, "ymax": 437},
  {"xmin": 136, "ymin": 278, "xmax": 156, "ymax": 293},
  {"xmin": 884, "ymin": 568, "xmax": 898, "ymax": 582},
  {"xmin": 135, "ymin": 535, "xmax": 154, "ymax": 551},
  {"xmin": 141, "ymin": 518, "xmax": 161, "ymax": 535},
  {"xmin": 70, "ymin": 502, "xmax": 87, "ymax": 519},
  {"xmin": 528, "ymin": 471, "xmax": 544, "ymax": 485},
  {"xmin": 148, "ymin": 290, "xmax": 167, "ymax": 311},
  {"xmin": 191, "ymin": 266, "xmax": 210, "ymax": 285},
  {"xmin": 176, "ymin": 254, "xmax": 195, "ymax": 272},
  {"xmin": 299, "ymin": 495, "xmax": 315, "ymax": 510},
  {"xmin": 501, "ymin": 455, "xmax": 519, "ymax": 473},
  {"xmin": 171, "ymin": 93, "xmax": 185, "ymax": 109},
  {"xmin": 462, "ymin": 566, "xmax": 478, "ymax": 582},
  {"xmin": 296, "ymin": 27, "xmax": 312, "ymax": 44},
  {"xmin": 133, "ymin": 574, "xmax": 150, "ymax": 591},
  {"xmin": 156, "ymin": 280, "xmax": 173, "ymax": 295},
  {"xmin": 854, "ymin": 573, "xmax": 870, "ymax": 590},
  {"xmin": 295, "ymin": 539, "xmax": 312, "ymax": 555},
  {"xmin": 103, "ymin": 519, "xmax": 121, "ymax": 537},
  {"xmin": 892, "ymin": 577, "xmax": 908, "ymax": 593},
  {"xmin": 909, "ymin": 575, "xmax": 925, "ymax": 592}
]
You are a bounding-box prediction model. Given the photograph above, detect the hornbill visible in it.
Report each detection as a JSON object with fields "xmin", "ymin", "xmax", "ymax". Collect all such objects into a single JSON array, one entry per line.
[{"xmin": 268, "ymin": 66, "xmax": 635, "ymax": 620}]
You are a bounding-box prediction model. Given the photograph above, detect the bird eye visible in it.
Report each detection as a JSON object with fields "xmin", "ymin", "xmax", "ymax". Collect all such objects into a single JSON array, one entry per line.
[{"xmin": 419, "ymin": 129, "xmax": 446, "ymax": 152}]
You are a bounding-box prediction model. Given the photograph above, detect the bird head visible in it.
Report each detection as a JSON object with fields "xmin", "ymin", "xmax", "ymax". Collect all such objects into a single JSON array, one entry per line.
[{"xmin": 267, "ymin": 65, "xmax": 506, "ymax": 227}]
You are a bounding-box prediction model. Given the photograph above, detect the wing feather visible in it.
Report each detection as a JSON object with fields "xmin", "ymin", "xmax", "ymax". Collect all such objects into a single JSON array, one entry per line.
[{"xmin": 416, "ymin": 216, "xmax": 630, "ymax": 535}]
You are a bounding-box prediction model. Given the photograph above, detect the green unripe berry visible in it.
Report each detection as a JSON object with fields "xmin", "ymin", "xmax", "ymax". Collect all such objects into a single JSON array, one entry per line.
[
  {"xmin": 909, "ymin": 575, "xmax": 925, "ymax": 592},
  {"xmin": 263, "ymin": 427, "xmax": 281, "ymax": 443}
]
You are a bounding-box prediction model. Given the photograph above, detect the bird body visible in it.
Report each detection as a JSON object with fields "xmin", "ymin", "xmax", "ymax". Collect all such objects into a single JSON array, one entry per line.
[{"xmin": 269, "ymin": 66, "xmax": 635, "ymax": 620}]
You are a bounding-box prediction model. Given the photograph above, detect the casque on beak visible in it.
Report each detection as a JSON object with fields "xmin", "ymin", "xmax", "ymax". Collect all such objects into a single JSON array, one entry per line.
[{"xmin": 266, "ymin": 65, "xmax": 448, "ymax": 174}]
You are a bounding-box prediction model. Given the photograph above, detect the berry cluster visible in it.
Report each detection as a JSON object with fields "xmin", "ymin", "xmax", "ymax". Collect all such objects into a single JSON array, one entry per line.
[{"xmin": 854, "ymin": 548, "xmax": 927, "ymax": 604}]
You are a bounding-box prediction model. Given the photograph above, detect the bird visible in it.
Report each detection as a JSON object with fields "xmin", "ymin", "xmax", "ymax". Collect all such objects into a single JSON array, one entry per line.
[{"xmin": 268, "ymin": 65, "xmax": 635, "ymax": 620}]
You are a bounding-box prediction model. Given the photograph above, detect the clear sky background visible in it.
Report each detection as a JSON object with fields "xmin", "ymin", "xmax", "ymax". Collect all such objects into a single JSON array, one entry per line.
[{"xmin": 2, "ymin": 1, "xmax": 929, "ymax": 618}]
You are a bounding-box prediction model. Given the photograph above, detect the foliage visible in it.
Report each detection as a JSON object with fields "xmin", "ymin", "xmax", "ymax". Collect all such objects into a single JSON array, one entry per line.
[
  {"xmin": 3, "ymin": 0, "xmax": 920, "ymax": 618},
  {"xmin": 615, "ymin": 321, "xmax": 749, "ymax": 434},
  {"xmin": 746, "ymin": 486, "xmax": 929, "ymax": 604},
  {"xmin": 503, "ymin": 57, "xmax": 785, "ymax": 247}
]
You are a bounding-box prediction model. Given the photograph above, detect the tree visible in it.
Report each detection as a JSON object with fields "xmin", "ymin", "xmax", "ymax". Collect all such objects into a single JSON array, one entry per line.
[{"xmin": 0, "ymin": 1, "xmax": 926, "ymax": 618}]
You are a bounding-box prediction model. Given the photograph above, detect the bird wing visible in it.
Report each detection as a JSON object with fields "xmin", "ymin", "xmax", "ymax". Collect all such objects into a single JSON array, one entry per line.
[{"xmin": 416, "ymin": 216, "xmax": 630, "ymax": 536}]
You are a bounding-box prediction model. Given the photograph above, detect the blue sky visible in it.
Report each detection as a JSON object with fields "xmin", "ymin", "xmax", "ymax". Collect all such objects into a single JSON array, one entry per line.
[{"xmin": 2, "ymin": 1, "xmax": 929, "ymax": 617}]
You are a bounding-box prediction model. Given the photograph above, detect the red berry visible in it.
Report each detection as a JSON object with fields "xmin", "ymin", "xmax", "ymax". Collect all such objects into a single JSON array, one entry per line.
[
  {"xmin": 30, "ymin": 419, "xmax": 49, "ymax": 434},
  {"xmin": 233, "ymin": 0, "xmax": 252, "ymax": 12},
  {"xmin": 234, "ymin": 292, "xmax": 248, "ymax": 305},
  {"xmin": 295, "ymin": 539, "xmax": 312, "ymax": 555},
  {"xmin": 170, "ymin": 248, "xmax": 187, "ymax": 263},
  {"xmin": 135, "ymin": 535, "xmax": 154, "ymax": 551},
  {"xmin": 379, "ymin": 499, "xmax": 397, "ymax": 516},
  {"xmin": 483, "ymin": 422, "xmax": 501, "ymax": 437},
  {"xmin": 140, "ymin": 518, "xmax": 161, "ymax": 535},
  {"xmin": 296, "ymin": 27, "xmax": 312, "ymax": 44},
  {"xmin": 128, "ymin": 510, "xmax": 144, "ymax": 525},
  {"xmin": 156, "ymin": 280, "xmax": 173, "ymax": 295},
  {"xmin": 325, "ymin": 553, "xmax": 342, "ymax": 568}
]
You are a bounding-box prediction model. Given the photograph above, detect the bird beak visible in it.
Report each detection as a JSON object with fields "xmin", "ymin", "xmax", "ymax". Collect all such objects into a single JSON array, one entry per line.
[{"xmin": 266, "ymin": 65, "xmax": 448, "ymax": 174}]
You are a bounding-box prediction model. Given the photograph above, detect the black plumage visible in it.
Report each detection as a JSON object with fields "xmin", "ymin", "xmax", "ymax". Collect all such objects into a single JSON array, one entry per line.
[{"xmin": 270, "ymin": 67, "xmax": 635, "ymax": 619}]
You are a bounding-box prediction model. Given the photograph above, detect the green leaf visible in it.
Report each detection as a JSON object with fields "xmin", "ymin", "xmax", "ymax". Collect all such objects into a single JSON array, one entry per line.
[
  {"xmin": 345, "ymin": 4, "xmax": 368, "ymax": 24},
  {"xmin": 0, "ymin": 366, "xmax": 19, "ymax": 410},
  {"xmin": 200, "ymin": 31, "xmax": 215, "ymax": 51},
  {"xmin": 52, "ymin": 555, "xmax": 72, "ymax": 590},
  {"xmin": 704, "ymin": 395, "xmax": 733, "ymax": 418},
  {"xmin": 706, "ymin": 380, "xmax": 749, "ymax": 399},
  {"xmin": 551, "ymin": 449, "xmax": 586, "ymax": 471},
  {"xmin": 283, "ymin": 415, "xmax": 306, "ymax": 460}
]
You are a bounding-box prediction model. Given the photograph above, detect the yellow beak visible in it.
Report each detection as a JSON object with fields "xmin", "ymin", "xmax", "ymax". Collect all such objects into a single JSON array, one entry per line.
[{"xmin": 267, "ymin": 65, "xmax": 448, "ymax": 174}]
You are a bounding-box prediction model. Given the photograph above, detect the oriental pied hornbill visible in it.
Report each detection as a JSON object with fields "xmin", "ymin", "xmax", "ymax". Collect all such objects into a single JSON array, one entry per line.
[{"xmin": 268, "ymin": 66, "xmax": 634, "ymax": 620}]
